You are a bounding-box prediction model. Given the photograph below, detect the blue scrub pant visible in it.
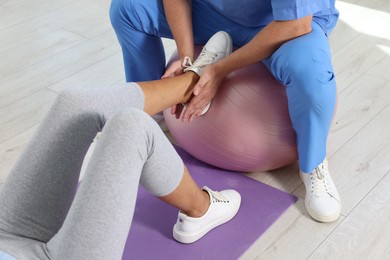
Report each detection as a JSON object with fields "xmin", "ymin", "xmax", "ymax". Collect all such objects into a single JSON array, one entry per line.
[{"xmin": 109, "ymin": 0, "xmax": 337, "ymax": 173}]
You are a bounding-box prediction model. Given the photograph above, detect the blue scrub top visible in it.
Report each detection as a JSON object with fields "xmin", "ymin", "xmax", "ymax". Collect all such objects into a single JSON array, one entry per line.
[{"xmin": 204, "ymin": 0, "xmax": 339, "ymax": 34}]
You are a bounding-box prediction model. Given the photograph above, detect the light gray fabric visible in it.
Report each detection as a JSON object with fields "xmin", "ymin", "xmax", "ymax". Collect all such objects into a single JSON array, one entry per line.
[{"xmin": 0, "ymin": 83, "xmax": 184, "ymax": 260}]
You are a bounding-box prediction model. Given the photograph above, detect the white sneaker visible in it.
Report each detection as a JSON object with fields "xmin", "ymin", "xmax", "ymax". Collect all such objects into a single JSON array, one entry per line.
[
  {"xmin": 183, "ymin": 31, "xmax": 233, "ymax": 76},
  {"xmin": 173, "ymin": 186, "xmax": 241, "ymax": 244},
  {"xmin": 300, "ymin": 159, "xmax": 341, "ymax": 222},
  {"xmin": 181, "ymin": 102, "xmax": 211, "ymax": 116},
  {"xmin": 182, "ymin": 31, "xmax": 233, "ymax": 115}
]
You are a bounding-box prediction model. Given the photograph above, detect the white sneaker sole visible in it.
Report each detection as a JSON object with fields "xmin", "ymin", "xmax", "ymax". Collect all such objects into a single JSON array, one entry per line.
[
  {"xmin": 305, "ymin": 200, "xmax": 341, "ymax": 223},
  {"xmin": 300, "ymin": 172, "xmax": 341, "ymax": 223},
  {"xmin": 182, "ymin": 102, "xmax": 211, "ymax": 116},
  {"xmin": 173, "ymin": 199, "xmax": 240, "ymax": 244}
]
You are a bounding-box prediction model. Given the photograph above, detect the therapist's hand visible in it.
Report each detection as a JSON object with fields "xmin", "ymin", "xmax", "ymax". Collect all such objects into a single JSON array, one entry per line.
[
  {"xmin": 182, "ymin": 64, "xmax": 226, "ymax": 122},
  {"xmin": 162, "ymin": 59, "xmax": 185, "ymax": 79}
]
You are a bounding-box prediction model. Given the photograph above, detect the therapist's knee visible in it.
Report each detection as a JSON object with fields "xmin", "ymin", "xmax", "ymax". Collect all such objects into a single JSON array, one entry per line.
[
  {"xmin": 110, "ymin": 0, "xmax": 123, "ymax": 28},
  {"xmin": 110, "ymin": 0, "xmax": 159, "ymax": 35},
  {"xmin": 110, "ymin": 0, "xmax": 143, "ymax": 32},
  {"xmin": 279, "ymin": 43, "xmax": 336, "ymax": 106}
]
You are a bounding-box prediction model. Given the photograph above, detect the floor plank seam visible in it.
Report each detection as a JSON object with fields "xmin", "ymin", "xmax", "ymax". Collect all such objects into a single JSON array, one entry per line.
[
  {"xmin": 331, "ymin": 32, "xmax": 360, "ymax": 56},
  {"xmin": 329, "ymin": 103, "xmax": 390, "ymax": 161},
  {"xmin": 44, "ymin": 50, "xmax": 123, "ymax": 92},
  {"xmin": 0, "ymin": 41, "xmax": 92, "ymax": 81},
  {"xmin": 0, "ymin": 87, "xmax": 50, "ymax": 111},
  {"xmin": 305, "ymin": 216, "xmax": 347, "ymax": 260},
  {"xmin": 0, "ymin": 122, "xmax": 42, "ymax": 151},
  {"xmin": 366, "ymin": 56, "xmax": 389, "ymax": 80},
  {"xmin": 0, "ymin": 39, "xmax": 91, "ymax": 78},
  {"xmin": 0, "ymin": 0, "xmax": 78, "ymax": 33},
  {"xmin": 0, "ymin": 123, "xmax": 39, "ymax": 147},
  {"xmin": 61, "ymin": 25, "xmax": 93, "ymax": 40},
  {"xmin": 343, "ymin": 167, "xmax": 390, "ymax": 221},
  {"xmin": 44, "ymin": 87, "xmax": 61, "ymax": 95},
  {"xmin": 336, "ymin": 71, "xmax": 368, "ymax": 95},
  {"xmin": 290, "ymin": 181, "xmax": 303, "ymax": 197},
  {"xmin": 111, "ymin": 78, "xmax": 126, "ymax": 85}
]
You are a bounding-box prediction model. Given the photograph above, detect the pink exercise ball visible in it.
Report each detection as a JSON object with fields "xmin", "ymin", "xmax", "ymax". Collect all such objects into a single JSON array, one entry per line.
[{"xmin": 163, "ymin": 49, "xmax": 298, "ymax": 172}]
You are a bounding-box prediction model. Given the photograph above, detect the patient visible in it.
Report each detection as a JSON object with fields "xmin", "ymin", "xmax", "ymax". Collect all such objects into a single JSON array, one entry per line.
[{"xmin": 0, "ymin": 32, "xmax": 240, "ymax": 260}]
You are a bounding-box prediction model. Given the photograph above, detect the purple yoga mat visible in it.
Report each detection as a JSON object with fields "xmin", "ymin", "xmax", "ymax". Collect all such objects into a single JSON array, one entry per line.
[{"xmin": 122, "ymin": 146, "xmax": 297, "ymax": 260}]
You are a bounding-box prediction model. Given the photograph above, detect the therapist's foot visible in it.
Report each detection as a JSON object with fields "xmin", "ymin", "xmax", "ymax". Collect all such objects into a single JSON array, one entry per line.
[
  {"xmin": 173, "ymin": 186, "xmax": 241, "ymax": 244},
  {"xmin": 300, "ymin": 159, "xmax": 341, "ymax": 222},
  {"xmin": 182, "ymin": 31, "xmax": 232, "ymax": 115}
]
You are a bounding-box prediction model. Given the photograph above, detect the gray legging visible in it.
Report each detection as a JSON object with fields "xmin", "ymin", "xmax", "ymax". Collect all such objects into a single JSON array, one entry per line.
[{"xmin": 0, "ymin": 83, "xmax": 184, "ymax": 260}]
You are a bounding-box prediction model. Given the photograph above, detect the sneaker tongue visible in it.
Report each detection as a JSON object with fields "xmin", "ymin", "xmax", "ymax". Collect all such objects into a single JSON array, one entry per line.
[
  {"xmin": 315, "ymin": 172, "xmax": 325, "ymax": 180},
  {"xmin": 210, "ymin": 190, "xmax": 227, "ymax": 202},
  {"xmin": 203, "ymin": 187, "xmax": 227, "ymax": 203}
]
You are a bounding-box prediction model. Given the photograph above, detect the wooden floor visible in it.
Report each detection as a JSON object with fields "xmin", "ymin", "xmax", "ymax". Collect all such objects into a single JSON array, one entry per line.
[{"xmin": 1, "ymin": 0, "xmax": 389, "ymax": 259}]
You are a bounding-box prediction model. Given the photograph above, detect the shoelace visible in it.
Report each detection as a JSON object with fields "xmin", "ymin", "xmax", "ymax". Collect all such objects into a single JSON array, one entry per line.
[
  {"xmin": 182, "ymin": 48, "xmax": 218, "ymax": 69},
  {"xmin": 310, "ymin": 163, "xmax": 331, "ymax": 196},
  {"xmin": 178, "ymin": 188, "xmax": 229, "ymax": 221},
  {"xmin": 209, "ymin": 189, "xmax": 230, "ymax": 204},
  {"xmin": 181, "ymin": 56, "xmax": 193, "ymax": 68}
]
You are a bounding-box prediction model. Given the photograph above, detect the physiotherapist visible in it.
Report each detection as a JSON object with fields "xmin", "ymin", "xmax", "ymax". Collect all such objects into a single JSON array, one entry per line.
[{"xmin": 109, "ymin": 0, "xmax": 342, "ymax": 223}]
